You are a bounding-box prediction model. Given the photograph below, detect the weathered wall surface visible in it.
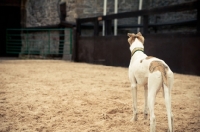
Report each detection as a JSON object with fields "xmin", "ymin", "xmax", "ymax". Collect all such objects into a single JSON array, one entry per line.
[
  {"xmin": 146, "ymin": 0, "xmax": 197, "ymax": 22},
  {"xmin": 76, "ymin": 0, "xmax": 139, "ymax": 17},
  {"xmin": 23, "ymin": 0, "xmax": 72, "ymax": 59},
  {"xmin": 20, "ymin": 31, "xmax": 60, "ymax": 56},
  {"xmin": 24, "ymin": 0, "xmax": 196, "ymax": 31},
  {"xmin": 75, "ymin": 0, "xmax": 196, "ymax": 34},
  {"xmin": 145, "ymin": 0, "xmax": 197, "ymax": 33},
  {"xmin": 75, "ymin": 0, "xmax": 196, "ymax": 23},
  {"xmin": 26, "ymin": 0, "xmax": 60, "ymax": 27},
  {"xmin": 21, "ymin": 0, "xmax": 197, "ymax": 58},
  {"xmin": 20, "ymin": 29, "xmax": 72, "ymax": 58},
  {"xmin": 65, "ymin": 0, "xmax": 77, "ymax": 23}
]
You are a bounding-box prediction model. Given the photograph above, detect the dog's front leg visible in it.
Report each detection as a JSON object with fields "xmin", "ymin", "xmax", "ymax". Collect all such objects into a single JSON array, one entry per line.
[
  {"xmin": 144, "ymin": 84, "xmax": 148, "ymax": 119},
  {"xmin": 130, "ymin": 82, "xmax": 138, "ymax": 121}
]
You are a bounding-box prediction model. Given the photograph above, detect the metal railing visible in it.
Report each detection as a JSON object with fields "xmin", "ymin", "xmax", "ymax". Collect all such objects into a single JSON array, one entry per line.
[{"xmin": 6, "ymin": 28, "xmax": 73, "ymax": 58}]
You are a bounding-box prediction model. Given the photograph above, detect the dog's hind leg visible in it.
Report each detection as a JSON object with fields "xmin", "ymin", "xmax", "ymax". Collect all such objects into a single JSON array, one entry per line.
[
  {"xmin": 144, "ymin": 84, "xmax": 148, "ymax": 119},
  {"xmin": 130, "ymin": 78, "xmax": 138, "ymax": 121},
  {"xmin": 148, "ymin": 87, "xmax": 156, "ymax": 132},
  {"xmin": 148, "ymin": 72, "xmax": 162, "ymax": 132},
  {"xmin": 164, "ymin": 73, "xmax": 174, "ymax": 132},
  {"xmin": 164, "ymin": 84, "xmax": 173, "ymax": 132}
]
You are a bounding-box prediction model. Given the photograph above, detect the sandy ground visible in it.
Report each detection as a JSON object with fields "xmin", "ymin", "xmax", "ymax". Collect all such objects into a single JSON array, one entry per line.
[{"xmin": 0, "ymin": 59, "xmax": 199, "ymax": 132}]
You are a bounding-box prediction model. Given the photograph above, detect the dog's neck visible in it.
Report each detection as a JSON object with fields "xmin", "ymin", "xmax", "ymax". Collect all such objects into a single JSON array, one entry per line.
[{"xmin": 130, "ymin": 38, "xmax": 144, "ymax": 57}]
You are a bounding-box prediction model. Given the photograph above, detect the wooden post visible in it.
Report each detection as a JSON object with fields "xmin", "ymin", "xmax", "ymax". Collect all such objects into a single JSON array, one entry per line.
[
  {"xmin": 59, "ymin": 29, "xmax": 64, "ymax": 56},
  {"xmin": 143, "ymin": 15, "xmax": 149, "ymax": 34},
  {"xmin": 60, "ymin": 2, "xmax": 66, "ymax": 21},
  {"xmin": 20, "ymin": 0, "xmax": 26, "ymax": 28},
  {"xmin": 72, "ymin": 27, "xmax": 76, "ymax": 61},
  {"xmin": 105, "ymin": 20, "xmax": 112, "ymax": 36},
  {"xmin": 197, "ymin": 0, "xmax": 200, "ymax": 34},
  {"xmin": 93, "ymin": 19, "xmax": 99, "ymax": 36},
  {"xmin": 76, "ymin": 19, "xmax": 81, "ymax": 36},
  {"xmin": 75, "ymin": 19, "xmax": 80, "ymax": 61}
]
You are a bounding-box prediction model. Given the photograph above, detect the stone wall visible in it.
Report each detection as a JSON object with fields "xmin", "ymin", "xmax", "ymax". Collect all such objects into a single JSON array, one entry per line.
[
  {"xmin": 21, "ymin": 0, "xmax": 197, "ymax": 57},
  {"xmin": 24, "ymin": 0, "xmax": 196, "ymax": 32},
  {"xmin": 24, "ymin": 0, "xmax": 61, "ymax": 57},
  {"xmin": 145, "ymin": 0, "xmax": 197, "ymax": 22},
  {"xmin": 24, "ymin": 0, "xmax": 196, "ymax": 30},
  {"xmin": 20, "ymin": 31, "xmax": 60, "ymax": 56},
  {"xmin": 144, "ymin": 0, "xmax": 197, "ymax": 33},
  {"xmin": 26, "ymin": 0, "xmax": 60, "ymax": 27},
  {"xmin": 20, "ymin": 29, "xmax": 72, "ymax": 58},
  {"xmin": 76, "ymin": 0, "xmax": 139, "ymax": 18},
  {"xmin": 74, "ymin": 0, "xmax": 196, "ymax": 34},
  {"xmin": 65, "ymin": 0, "xmax": 77, "ymax": 23},
  {"xmin": 23, "ymin": 0, "xmax": 72, "ymax": 59},
  {"xmin": 76, "ymin": 0, "xmax": 140, "ymax": 26}
]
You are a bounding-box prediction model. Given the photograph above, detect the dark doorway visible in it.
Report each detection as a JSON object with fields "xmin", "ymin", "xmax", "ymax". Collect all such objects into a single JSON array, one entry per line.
[{"xmin": 0, "ymin": 6, "xmax": 21, "ymax": 57}]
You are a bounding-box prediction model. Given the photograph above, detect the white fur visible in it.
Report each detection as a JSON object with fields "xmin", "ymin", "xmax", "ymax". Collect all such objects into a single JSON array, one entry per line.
[
  {"xmin": 129, "ymin": 38, "xmax": 144, "ymax": 52},
  {"xmin": 128, "ymin": 38, "xmax": 174, "ymax": 132}
]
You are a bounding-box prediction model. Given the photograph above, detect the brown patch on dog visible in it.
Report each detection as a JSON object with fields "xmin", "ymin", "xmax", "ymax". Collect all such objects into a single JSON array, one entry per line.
[
  {"xmin": 149, "ymin": 61, "xmax": 168, "ymax": 87},
  {"xmin": 146, "ymin": 56, "xmax": 154, "ymax": 60},
  {"xmin": 140, "ymin": 56, "xmax": 155, "ymax": 63},
  {"xmin": 128, "ymin": 33, "xmax": 135, "ymax": 45},
  {"xmin": 127, "ymin": 32, "xmax": 144, "ymax": 45},
  {"xmin": 135, "ymin": 32, "xmax": 144, "ymax": 44},
  {"xmin": 128, "ymin": 34, "xmax": 135, "ymax": 45}
]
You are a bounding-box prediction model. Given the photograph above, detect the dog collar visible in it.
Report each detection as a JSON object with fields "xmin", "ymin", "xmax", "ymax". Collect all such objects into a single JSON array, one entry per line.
[{"xmin": 131, "ymin": 47, "xmax": 144, "ymax": 57}]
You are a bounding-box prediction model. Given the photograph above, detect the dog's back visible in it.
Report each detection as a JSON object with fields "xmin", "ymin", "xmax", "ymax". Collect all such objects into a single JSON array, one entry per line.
[{"xmin": 129, "ymin": 54, "xmax": 173, "ymax": 86}]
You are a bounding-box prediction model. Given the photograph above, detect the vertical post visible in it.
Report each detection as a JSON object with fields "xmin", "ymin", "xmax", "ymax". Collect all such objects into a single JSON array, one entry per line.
[
  {"xmin": 72, "ymin": 27, "xmax": 76, "ymax": 61},
  {"xmin": 197, "ymin": 0, "xmax": 200, "ymax": 34},
  {"xmin": 102, "ymin": 0, "xmax": 107, "ymax": 36},
  {"xmin": 74, "ymin": 27, "xmax": 78, "ymax": 62},
  {"xmin": 60, "ymin": 2, "xmax": 66, "ymax": 21},
  {"xmin": 114, "ymin": 0, "xmax": 118, "ymax": 36},
  {"xmin": 21, "ymin": 0, "xmax": 26, "ymax": 28},
  {"xmin": 76, "ymin": 19, "xmax": 81, "ymax": 36},
  {"xmin": 6, "ymin": 29, "xmax": 8, "ymax": 54},
  {"xmin": 143, "ymin": 15, "xmax": 149, "ymax": 34},
  {"xmin": 137, "ymin": 0, "xmax": 143, "ymax": 32},
  {"xmin": 105, "ymin": 20, "xmax": 112, "ymax": 36},
  {"xmin": 59, "ymin": 28, "xmax": 64, "ymax": 55},
  {"xmin": 70, "ymin": 28, "xmax": 73, "ymax": 54},
  {"xmin": 94, "ymin": 19, "xmax": 99, "ymax": 36},
  {"xmin": 26, "ymin": 30, "xmax": 29, "ymax": 55},
  {"xmin": 48, "ymin": 30, "xmax": 50, "ymax": 56}
]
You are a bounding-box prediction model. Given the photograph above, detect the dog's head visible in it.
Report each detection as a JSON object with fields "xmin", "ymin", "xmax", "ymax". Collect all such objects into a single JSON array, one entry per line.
[{"xmin": 127, "ymin": 32, "xmax": 144, "ymax": 45}]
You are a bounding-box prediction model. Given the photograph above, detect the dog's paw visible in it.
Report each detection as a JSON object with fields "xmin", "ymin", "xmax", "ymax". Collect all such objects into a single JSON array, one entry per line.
[
  {"xmin": 130, "ymin": 115, "xmax": 138, "ymax": 122},
  {"xmin": 144, "ymin": 113, "xmax": 148, "ymax": 119}
]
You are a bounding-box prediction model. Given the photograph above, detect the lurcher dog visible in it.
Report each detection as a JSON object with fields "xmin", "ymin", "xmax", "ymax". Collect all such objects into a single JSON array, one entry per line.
[{"xmin": 127, "ymin": 32, "xmax": 174, "ymax": 132}]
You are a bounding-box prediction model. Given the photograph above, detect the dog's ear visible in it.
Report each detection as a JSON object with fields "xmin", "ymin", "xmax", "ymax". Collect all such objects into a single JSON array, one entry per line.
[
  {"xmin": 137, "ymin": 32, "xmax": 142, "ymax": 36},
  {"xmin": 136, "ymin": 32, "xmax": 145, "ymax": 44},
  {"xmin": 127, "ymin": 33, "xmax": 132, "ymax": 38}
]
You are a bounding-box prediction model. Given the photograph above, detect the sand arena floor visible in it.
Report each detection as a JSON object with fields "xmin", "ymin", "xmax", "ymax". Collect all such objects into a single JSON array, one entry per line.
[{"xmin": 0, "ymin": 59, "xmax": 199, "ymax": 132}]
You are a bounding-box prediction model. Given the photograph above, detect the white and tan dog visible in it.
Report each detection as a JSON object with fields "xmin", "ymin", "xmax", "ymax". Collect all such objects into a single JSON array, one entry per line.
[{"xmin": 127, "ymin": 32, "xmax": 174, "ymax": 132}]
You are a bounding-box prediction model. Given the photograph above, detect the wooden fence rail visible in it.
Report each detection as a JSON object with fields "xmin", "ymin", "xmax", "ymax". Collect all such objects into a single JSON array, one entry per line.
[
  {"xmin": 74, "ymin": 1, "xmax": 200, "ymax": 75},
  {"xmin": 76, "ymin": 0, "xmax": 199, "ymax": 36}
]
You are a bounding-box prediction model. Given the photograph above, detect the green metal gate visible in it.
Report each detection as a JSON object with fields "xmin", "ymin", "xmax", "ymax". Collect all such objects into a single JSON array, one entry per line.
[{"xmin": 6, "ymin": 28, "xmax": 73, "ymax": 58}]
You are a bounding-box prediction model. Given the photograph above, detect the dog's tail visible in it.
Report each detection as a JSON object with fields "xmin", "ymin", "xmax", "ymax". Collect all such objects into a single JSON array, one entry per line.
[{"xmin": 161, "ymin": 66, "xmax": 169, "ymax": 98}]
